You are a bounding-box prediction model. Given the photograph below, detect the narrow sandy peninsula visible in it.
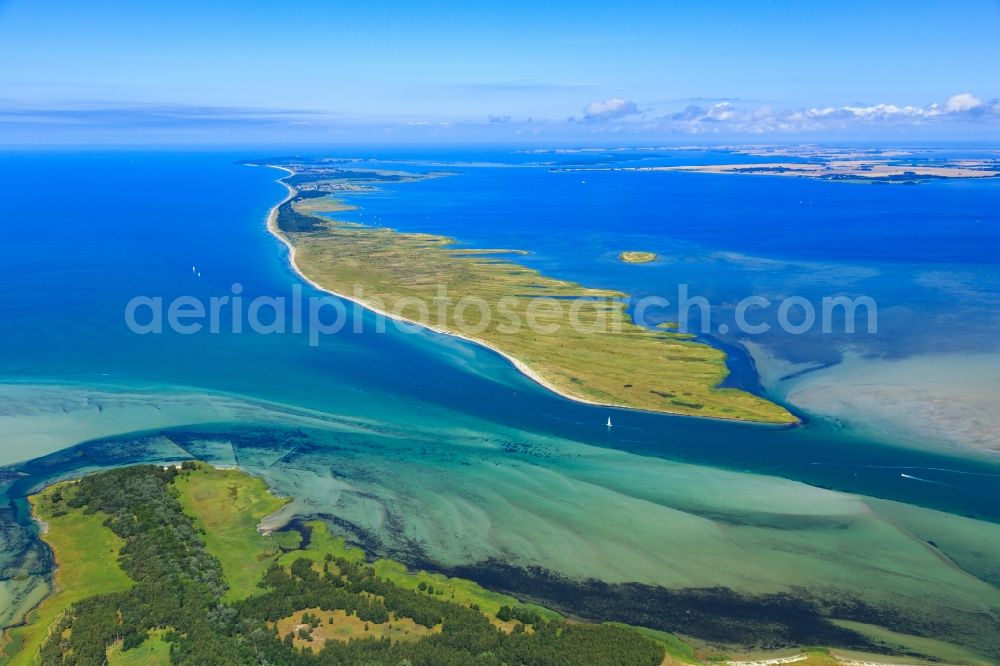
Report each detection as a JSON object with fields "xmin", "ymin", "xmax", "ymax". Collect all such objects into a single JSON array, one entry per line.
[{"xmin": 259, "ymin": 160, "xmax": 795, "ymax": 424}]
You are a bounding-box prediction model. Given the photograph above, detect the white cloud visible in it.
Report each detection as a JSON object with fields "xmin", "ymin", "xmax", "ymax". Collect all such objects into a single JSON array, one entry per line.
[
  {"xmin": 666, "ymin": 93, "xmax": 999, "ymax": 133},
  {"xmin": 582, "ymin": 97, "xmax": 640, "ymax": 121},
  {"xmin": 943, "ymin": 93, "xmax": 984, "ymax": 113}
]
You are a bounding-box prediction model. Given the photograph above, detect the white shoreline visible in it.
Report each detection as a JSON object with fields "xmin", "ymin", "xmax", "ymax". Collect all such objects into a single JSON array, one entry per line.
[{"xmin": 259, "ymin": 165, "xmax": 794, "ymax": 426}]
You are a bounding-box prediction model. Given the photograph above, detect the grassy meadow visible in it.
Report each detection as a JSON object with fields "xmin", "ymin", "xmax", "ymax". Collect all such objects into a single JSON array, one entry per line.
[
  {"xmin": 278, "ymin": 180, "xmax": 794, "ymax": 424},
  {"xmin": 172, "ymin": 464, "xmax": 289, "ymax": 602},
  {"xmin": 2, "ymin": 483, "xmax": 132, "ymax": 666},
  {"xmin": 106, "ymin": 630, "xmax": 172, "ymax": 666}
]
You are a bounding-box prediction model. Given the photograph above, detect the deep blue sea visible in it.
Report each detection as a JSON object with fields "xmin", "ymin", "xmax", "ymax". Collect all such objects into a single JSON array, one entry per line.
[{"xmin": 1, "ymin": 148, "xmax": 999, "ymax": 658}]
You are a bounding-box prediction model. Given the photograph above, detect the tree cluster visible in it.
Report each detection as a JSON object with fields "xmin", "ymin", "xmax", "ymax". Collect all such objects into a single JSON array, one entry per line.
[{"xmin": 39, "ymin": 465, "xmax": 664, "ymax": 666}]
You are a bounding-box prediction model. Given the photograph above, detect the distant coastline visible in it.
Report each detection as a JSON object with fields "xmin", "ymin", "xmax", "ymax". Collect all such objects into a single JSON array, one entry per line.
[{"xmin": 552, "ymin": 150, "xmax": 1000, "ymax": 183}]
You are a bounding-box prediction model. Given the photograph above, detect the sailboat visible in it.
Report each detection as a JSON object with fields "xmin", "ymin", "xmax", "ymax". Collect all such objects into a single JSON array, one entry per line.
[{"xmin": 606, "ymin": 417, "xmax": 613, "ymax": 428}]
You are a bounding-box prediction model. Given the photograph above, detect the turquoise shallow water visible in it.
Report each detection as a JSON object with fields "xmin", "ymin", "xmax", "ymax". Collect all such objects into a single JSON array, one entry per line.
[{"xmin": 0, "ymin": 149, "xmax": 998, "ymax": 658}]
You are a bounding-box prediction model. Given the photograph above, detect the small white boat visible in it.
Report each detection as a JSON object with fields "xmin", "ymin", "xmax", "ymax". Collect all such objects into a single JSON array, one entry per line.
[{"xmin": 606, "ymin": 417, "xmax": 613, "ymax": 428}]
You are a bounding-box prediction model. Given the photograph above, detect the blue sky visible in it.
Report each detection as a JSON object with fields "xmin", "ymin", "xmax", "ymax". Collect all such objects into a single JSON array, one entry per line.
[{"xmin": 2, "ymin": 0, "xmax": 999, "ymax": 144}]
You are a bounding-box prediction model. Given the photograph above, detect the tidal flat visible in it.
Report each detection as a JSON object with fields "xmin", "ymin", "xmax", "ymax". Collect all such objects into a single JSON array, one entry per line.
[{"xmin": 3, "ymin": 412, "xmax": 999, "ymax": 662}]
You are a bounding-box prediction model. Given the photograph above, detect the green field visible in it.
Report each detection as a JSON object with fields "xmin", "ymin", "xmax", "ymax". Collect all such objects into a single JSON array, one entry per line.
[
  {"xmin": 172, "ymin": 464, "xmax": 289, "ymax": 601},
  {"xmin": 275, "ymin": 170, "xmax": 795, "ymax": 424},
  {"xmin": 1, "ymin": 483, "xmax": 132, "ymax": 666},
  {"xmin": 106, "ymin": 630, "xmax": 171, "ymax": 666}
]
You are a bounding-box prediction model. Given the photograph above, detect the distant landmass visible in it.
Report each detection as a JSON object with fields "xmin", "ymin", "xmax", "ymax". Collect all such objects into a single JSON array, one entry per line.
[{"xmin": 552, "ymin": 146, "xmax": 1000, "ymax": 183}]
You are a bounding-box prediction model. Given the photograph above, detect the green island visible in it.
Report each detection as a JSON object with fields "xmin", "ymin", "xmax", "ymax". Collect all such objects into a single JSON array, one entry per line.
[
  {"xmin": 267, "ymin": 162, "xmax": 795, "ymax": 424},
  {"xmin": 1, "ymin": 464, "xmax": 667, "ymax": 665},
  {"xmin": 618, "ymin": 251, "xmax": 658, "ymax": 264},
  {"xmin": 2, "ymin": 463, "xmax": 946, "ymax": 666}
]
